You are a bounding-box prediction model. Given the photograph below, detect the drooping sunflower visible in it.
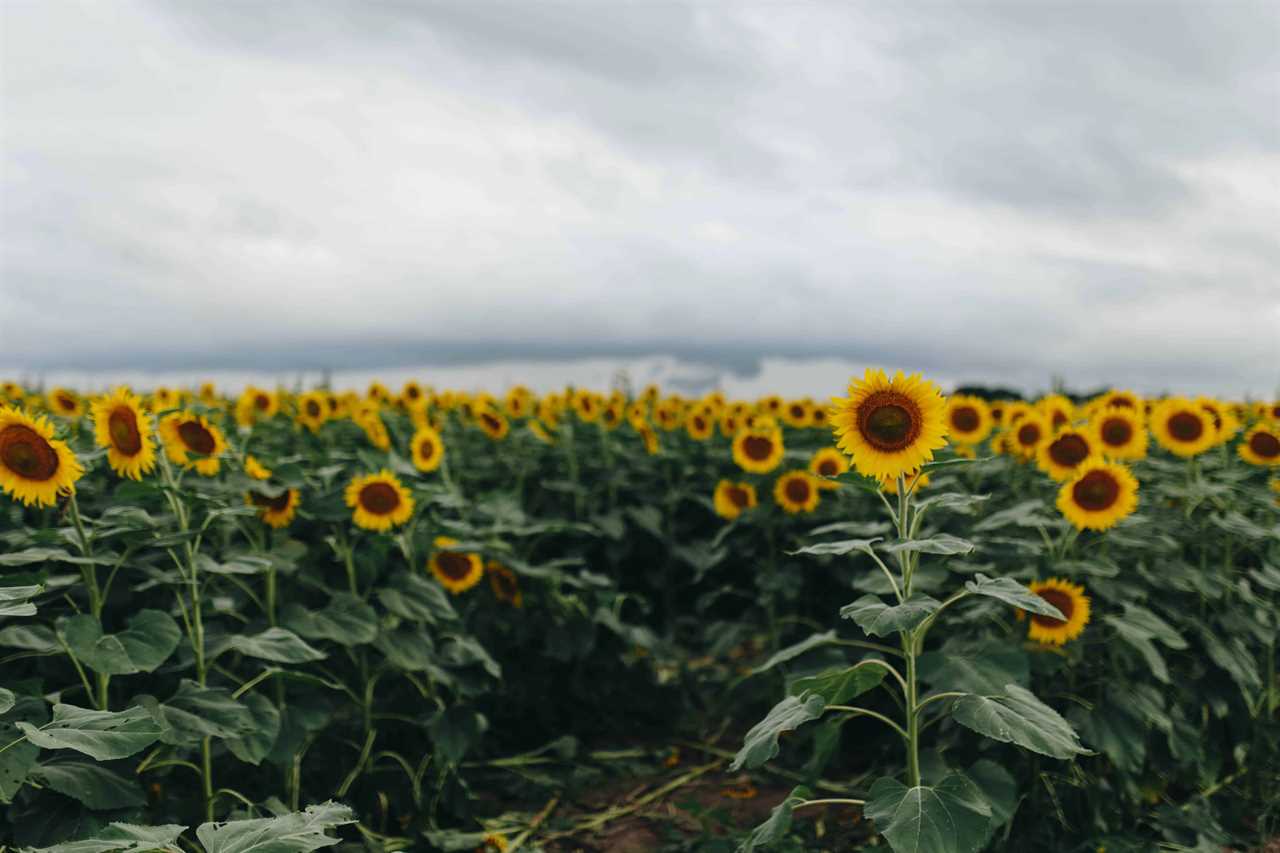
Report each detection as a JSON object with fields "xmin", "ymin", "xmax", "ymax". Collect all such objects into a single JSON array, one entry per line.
[
  {"xmin": 685, "ymin": 407, "xmax": 715, "ymax": 441},
  {"xmin": 774, "ymin": 470, "xmax": 820, "ymax": 514},
  {"xmin": 528, "ymin": 420, "xmax": 556, "ymax": 445},
  {"xmin": 808, "ymin": 447, "xmax": 849, "ymax": 489},
  {"xmin": 713, "ymin": 479, "xmax": 758, "ymax": 520},
  {"xmin": 244, "ymin": 455, "xmax": 272, "ymax": 480},
  {"xmin": 247, "ymin": 487, "xmax": 300, "ymax": 529},
  {"xmin": 829, "ymin": 370, "xmax": 948, "ymax": 481},
  {"xmin": 1036, "ymin": 426, "xmax": 1100, "ymax": 482},
  {"xmin": 296, "ymin": 391, "xmax": 330, "ymax": 432},
  {"xmin": 476, "ymin": 407, "xmax": 510, "ymax": 441},
  {"xmin": 1022, "ymin": 578, "xmax": 1090, "ymax": 646},
  {"xmin": 1057, "ymin": 460, "xmax": 1139, "ymax": 531},
  {"xmin": 345, "ymin": 470, "xmax": 414, "ymax": 532},
  {"xmin": 487, "ymin": 561, "xmax": 522, "ymax": 607},
  {"xmin": 945, "ymin": 395, "xmax": 993, "ymax": 445},
  {"xmin": 429, "ymin": 536, "xmax": 484, "ymax": 594},
  {"xmin": 732, "ymin": 425, "xmax": 785, "ymax": 474},
  {"xmin": 1090, "ymin": 406, "xmax": 1148, "ymax": 460},
  {"xmin": 1008, "ymin": 411, "xmax": 1050, "ymax": 460},
  {"xmin": 159, "ymin": 412, "xmax": 228, "ymax": 476},
  {"xmin": 0, "ymin": 406, "xmax": 84, "ymax": 506},
  {"xmin": 90, "ymin": 387, "xmax": 157, "ymax": 480},
  {"xmin": 48, "ymin": 387, "xmax": 84, "ymax": 419},
  {"xmin": 1150, "ymin": 398, "xmax": 1215, "ymax": 458},
  {"xmin": 1238, "ymin": 423, "xmax": 1280, "ymax": 467},
  {"xmin": 636, "ymin": 421, "xmax": 661, "ymax": 455},
  {"xmin": 354, "ymin": 407, "xmax": 391, "ymax": 451},
  {"xmin": 410, "ymin": 425, "xmax": 445, "ymax": 473}
]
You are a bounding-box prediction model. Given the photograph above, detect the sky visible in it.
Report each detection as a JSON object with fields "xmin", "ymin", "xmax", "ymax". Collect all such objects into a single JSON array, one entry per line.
[{"xmin": 2, "ymin": 1, "xmax": 1278, "ymax": 398}]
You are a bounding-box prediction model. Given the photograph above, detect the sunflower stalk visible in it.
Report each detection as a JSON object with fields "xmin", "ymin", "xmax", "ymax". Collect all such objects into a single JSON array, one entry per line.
[{"xmin": 67, "ymin": 492, "xmax": 110, "ymax": 710}]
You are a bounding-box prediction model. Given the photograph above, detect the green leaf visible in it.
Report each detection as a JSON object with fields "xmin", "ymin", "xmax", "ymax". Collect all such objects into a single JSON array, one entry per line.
[
  {"xmin": 1116, "ymin": 605, "xmax": 1187, "ymax": 649},
  {"xmin": 0, "ymin": 688, "xmax": 13, "ymax": 715},
  {"xmin": 738, "ymin": 785, "xmax": 812, "ymax": 853},
  {"xmin": 16, "ymin": 704, "xmax": 163, "ymax": 761},
  {"xmin": 1, "ymin": 696, "xmax": 47, "ymax": 803},
  {"xmin": 196, "ymin": 801, "xmax": 356, "ymax": 853},
  {"xmin": 921, "ymin": 455, "xmax": 995, "ymax": 472},
  {"xmin": 917, "ymin": 643, "xmax": 1028, "ymax": 695},
  {"xmin": 374, "ymin": 624, "xmax": 436, "ymax": 672},
  {"xmin": 0, "ymin": 549, "xmax": 110, "ymax": 567},
  {"xmin": 964, "ymin": 574, "xmax": 1065, "ymax": 620},
  {"xmin": 429, "ymin": 706, "xmax": 487, "ymax": 765},
  {"xmin": 966, "ymin": 760, "xmax": 1018, "ymax": 832},
  {"xmin": 841, "ymin": 594, "xmax": 940, "ymax": 638},
  {"xmin": 194, "ymin": 554, "xmax": 274, "ymax": 576},
  {"xmin": 141, "ymin": 681, "xmax": 257, "ymax": 746},
  {"xmin": 972, "ymin": 499, "xmax": 1050, "ymax": 533},
  {"xmin": 222, "ymin": 628, "xmax": 326, "ymax": 663},
  {"xmin": 731, "ymin": 693, "xmax": 826, "ymax": 771},
  {"xmin": 790, "ymin": 661, "xmax": 888, "ymax": 705},
  {"xmin": 58, "ymin": 610, "xmax": 181, "ymax": 675},
  {"xmin": 881, "ymin": 535, "xmax": 974, "ymax": 556},
  {"xmin": 29, "ymin": 761, "xmax": 146, "ymax": 810},
  {"xmin": 282, "ymin": 593, "xmax": 378, "ymax": 646},
  {"xmin": 376, "ymin": 572, "xmax": 457, "ymax": 625},
  {"xmin": 752, "ymin": 631, "xmax": 837, "ymax": 674},
  {"xmin": 15, "ymin": 822, "xmax": 187, "ymax": 853},
  {"xmin": 0, "ymin": 584, "xmax": 41, "ymax": 619},
  {"xmin": 0, "ymin": 624, "xmax": 59, "ymax": 652},
  {"xmin": 1105, "ymin": 617, "xmax": 1169, "ymax": 683},
  {"xmin": 950, "ymin": 684, "xmax": 1089, "ymax": 760},
  {"xmin": 788, "ymin": 538, "xmax": 882, "ymax": 557},
  {"xmin": 225, "ymin": 693, "xmax": 281, "ymax": 766},
  {"xmin": 863, "ymin": 773, "xmax": 991, "ymax": 853},
  {"xmin": 912, "ymin": 493, "xmax": 991, "ymax": 515}
]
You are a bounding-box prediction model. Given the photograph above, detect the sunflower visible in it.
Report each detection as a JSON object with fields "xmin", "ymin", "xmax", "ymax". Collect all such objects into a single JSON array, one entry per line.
[
  {"xmin": 1150, "ymin": 398, "xmax": 1215, "ymax": 458},
  {"xmin": 879, "ymin": 469, "xmax": 929, "ymax": 495},
  {"xmin": 1037, "ymin": 427, "xmax": 1100, "ymax": 482},
  {"xmin": 774, "ymin": 470, "xmax": 820, "ymax": 514},
  {"xmin": 476, "ymin": 407, "xmax": 510, "ymax": 441},
  {"xmin": 808, "ymin": 447, "xmax": 849, "ymax": 489},
  {"xmin": 945, "ymin": 395, "xmax": 993, "ymax": 445},
  {"xmin": 654, "ymin": 399, "xmax": 684, "ymax": 432},
  {"xmin": 296, "ymin": 391, "xmax": 330, "ymax": 432},
  {"xmin": 503, "ymin": 386, "xmax": 534, "ymax": 419},
  {"xmin": 244, "ymin": 455, "xmax": 272, "ymax": 480},
  {"xmin": 1238, "ymin": 423, "xmax": 1280, "ymax": 467},
  {"xmin": 1092, "ymin": 389, "xmax": 1141, "ymax": 414},
  {"xmin": 235, "ymin": 386, "xmax": 279, "ymax": 428},
  {"xmin": 410, "ymin": 425, "xmax": 445, "ymax": 472},
  {"xmin": 48, "ymin": 388, "xmax": 84, "ymax": 418},
  {"xmin": 829, "ymin": 370, "xmax": 948, "ymax": 481},
  {"xmin": 636, "ymin": 421, "xmax": 661, "ymax": 455},
  {"xmin": 810, "ymin": 406, "xmax": 829, "ymax": 429},
  {"xmin": 1037, "ymin": 394, "xmax": 1076, "ymax": 432},
  {"xmin": 198, "ymin": 382, "xmax": 219, "ymax": 405},
  {"xmin": 400, "ymin": 381, "xmax": 427, "ymax": 410},
  {"xmin": 90, "ymin": 387, "xmax": 157, "ymax": 480},
  {"xmin": 1057, "ymin": 461, "xmax": 1139, "ymax": 531},
  {"xmin": 159, "ymin": 412, "xmax": 228, "ymax": 475},
  {"xmin": 1, "ymin": 382, "xmax": 26, "ymax": 403},
  {"xmin": 732, "ymin": 425, "xmax": 784, "ymax": 474},
  {"xmin": 487, "ymin": 561, "xmax": 522, "ymax": 607},
  {"xmin": 781, "ymin": 398, "xmax": 814, "ymax": 429},
  {"xmin": 572, "ymin": 390, "xmax": 603, "ymax": 423},
  {"xmin": 1091, "ymin": 406, "xmax": 1148, "ymax": 460},
  {"xmin": 367, "ymin": 382, "xmax": 392, "ymax": 404},
  {"xmin": 528, "ymin": 420, "xmax": 556, "ymax": 445},
  {"xmin": 601, "ymin": 401, "xmax": 625, "ymax": 431},
  {"xmin": 345, "ymin": 470, "xmax": 414, "ymax": 531},
  {"xmin": 1009, "ymin": 412, "xmax": 1050, "ymax": 460},
  {"xmin": 354, "ymin": 407, "xmax": 391, "ymax": 450},
  {"xmin": 758, "ymin": 395, "xmax": 784, "ymax": 418},
  {"xmin": 429, "ymin": 536, "xmax": 484, "ymax": 594},
  {"xmin": 713, "ymin": 480, "xmax": 758, "ymax": 520},
  {"xmin": 247, "ymin": 487, "xmax": 300, "ymax": 528},
  {"xmin": 1022, "ymin": 578, "xmax": 1090, "ymax": 646},
  {"xmin": 685, "ymin": 407, "xmax": 715, "ymax": 441},
  {"xmin": 150, "ymin": 386, "xmax": 181, "ymax": 412},
  {"xmin": 0, "ymin": 406, "xmax": 84, "ymax": 506}
]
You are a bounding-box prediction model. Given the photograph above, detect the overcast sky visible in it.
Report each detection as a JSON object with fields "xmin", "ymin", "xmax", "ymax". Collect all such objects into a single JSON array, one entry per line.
[{"xmin": 2, "ymin": 1, "xmax": 1278, "ymax": 397}]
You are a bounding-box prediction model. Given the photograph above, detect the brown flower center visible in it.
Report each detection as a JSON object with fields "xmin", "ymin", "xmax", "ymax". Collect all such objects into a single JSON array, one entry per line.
[
  {"xmin": 1100, "ymin": 417, "xmax": 1132, "ymax": 447},
  {"xmin": 250, "ymin": 490, "xmax": 292, "ymax": 511},
  {"xmin": 1048, "ymin": 434, "xmax": 1091, "ymax": 468},
  {"xmin": 108, "ymin": 407, "xmax": 143, "ymax": 455},
  {"xmin": 305, "ymin": 400, "xmax": 322, "ymax": 417},
  {"xmin": 1167, "ymin": 411, "xmax": 1204, "ymax": 442},
  {"xmin": 1072, "ymin": 470, "xmax": 1120, "ymax": 511},
  {"xmin": 1017, "ymin": 423, "xmax": 1042, "ymax": 447},
  {"xmin": 436, "ymin": 552, "xmax": 473, "ymax": 581},
  {"xmin": 481, "ymin": 413, "xmax": 502, "ymax": 433},
  {"xmin": 418, "ymin": 438, "xmax": 437, "ymax": 461},
  {"xmin": 255, "ymin": 393, "xmax": 270, "ymax": 411},
  {"xmin": 727, "ymin": 486, "xmax": 751, "ymax": 508},
  {"xmin": 177, "ymin": 420, "xmax": 216, "ymax": 455},
  {"xmin": 1249, "ymin": 430, "xmax": 1280, "ymax": 459},
  {"xmin": 1030, "ymin": 587, "xmax": 1074, "ymax": 627},
  {"xmin": 56, "ymin": 394, "xmax": 76, "ymax": 411},
  {"xmin": 1110, "ymin": 397, "xmax": 1134, "ymax": 409},
  {"xmin": 817, "ymin": 458, "xmax": 838, "ymax": 476},
  {"xmin": 742, "ymin": 435, "xmax": 775, "ymax": 461},
  {"xmin": 1052, "ymin": 410, "xmax": 1068, "ymax": 429},
  {"xmin": 790, "ymin": 404, "xmax": 804, "ymax": 419},
  {"xmin": 858, "ymin": 392, "xmax": 922, "ymax": 452},
  {"xmin": 784, "ymin": 477, "xmax": 811, "ymax": 504},
  {"xmin": 0, "ymin": 424, "xmax": 59, "ymax": 480},
  {"xmin": 950, "ymin": 406, "xmax": 980, "ymax": 433},
  {"xmin": 359, "ymin": 482, "xmax": 401, "ymax": 515}
]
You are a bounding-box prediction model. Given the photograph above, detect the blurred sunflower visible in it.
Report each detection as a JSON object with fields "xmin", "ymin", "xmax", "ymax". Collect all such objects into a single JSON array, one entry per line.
[
  {"xmin": 758, "ymin": 395, "xmax": 784, "ymax": 418},
  {"xmin": 654, "ymin": 398, "xmax": 684, "ymax": 431},
  {"xmin": 430, "ymin": 536, "xmax": 484, "ymax": 594},
  {"xmin": 528, "ymin": 420, "xmax": 556, "ymax": 445},
  {"xmin": 1037, "ymin": 394, "xmax": 1075, "ymax": 432},
  {"xmin": 1150, "ymin": 398, "xmax": 1215, "ymax": 458},
  {"xmin": 685, "ymin": 407, "xmax": 715, "ymax": 441},
  {"xmin": 247, "ymin": 487, "xmax": 300, "ymax": 529},
  {"xmin": 830, "ymin": 369, "xmax": 948, "ymax": 481},
  {"xmin": 0, "ymin": 406, "xmax": 84, "ymax": 506},
  {"xmin": 296, "ymin": 391, "xmax": 329, "ymax": 432},
  {"xmin": 572, "ymin": 389, "xmax": 603, "ymax": 423},
  {"xmin": 1, "ymin": 382, "xmax": 26, "ymax": 403},
  {"xmin": 91, "ymin": 387, "xmax": 156, "ymax": 480},
  {"xmin": 732, "ymin": 425, "xmax": 784, "ymax": 474},
  {"xmin": 244, "ymin": 455, "xmax": 272, "ymax": 480},
  {"xmin": 475, "ymin": 408, "xmax": 509, "ymax": 441},
  {"xmin": 235, "ymin": 386, "xmax": 279, "ymax": 428},
  {"xmin": 781, "ymin": 398, "xmax": 814, "ymax": 428},
  {"xmin": 159, "ymin": 412, "xmax": 227, "ymax": 476},
  {"xmin": 504, "ymin": 386, "xmax": 534, "ymax": 419},
  {"xmin": 808, "ymin": 447, "xmax": 849, "ymax": 488},
  {"xmin": 400, "ymin": 381, "xmax": 427, "ymax": 410},
  {"xmin": 487, "ymin": 561, "xmax": 522, "ymax": 607},
  {"xmin": 1022, "ymin": 578, "xmax": 1090, "ymax": 646},
  {"xmin": 774, "ymin": 470, "xmax": 820, "ymax": 514},
  {"xmin": 1009, "ymin": 412, "xmax": 1050, "ymax": 459},
  {"xmin": 636, "ymin": 421, "xmax": 661, "ymax": 455},
  {"xmin": 150, "ymin": 386, "xmax": 181, "ymax": 412},
  {"xmin": 946, "ymin": 395, "xmax": 993, "ymax": 445},
  {"xmin": 1037, "ymin": 427, "xmax": 1099, "ymax": 481},
  {"xmin": 601, "ymin": 401, "xmax": 625, "ymax": 431},
  {"xmin": 345, "ymin": 471, "xmax": 414, "ymax": 531},
  {"xmin": 713, "ymin": 479, "xmax": 757, "ymax": 520},
  {"xmin": 1057, "ymin": 461, "xmax": 1138, "ymax": 531},
  {"xmin": 48, "ymin": 388, "xmax": 84, "ymax": 418},
  {"xmin": 411, "ymin": 425, "xmax": 445, "ymax": 472},
  {"xmin": 1238, "ymin": 423, "xmax": 1280, "ymax": 467},
  {"xmin": 198, "ymin": 382, "xmax": 219, "ymax": 405},
  {"xmin": 810, "ymin": 406, "xmax": 829, "ymax": 428},
  {"xmin": 1091, "ymin": 406, "xmax": 1148, "ymax": 460}
]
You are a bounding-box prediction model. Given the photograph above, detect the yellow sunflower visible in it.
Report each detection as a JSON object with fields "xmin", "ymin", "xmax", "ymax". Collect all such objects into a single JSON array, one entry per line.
[
  {"xmin": 685, "ymin": 407, "xmax": 715, "ymax": 441},
  {"xmin": 572, "ymin": 389, "xmax": 603, "ymax": 423},
  {"xmin": 654, "ymin": 398, "xmax": 684, "ymax": 432},
  {"xmin": 429, "ymin": 536, "xmax": 484, "ymax": 594},
  {"xmin": 355, "ymin": 408, "xmax": 391, "ymax": 451},
  {"xmin": 476, "ymin": 407, "xmax": 510, "ymax": 441},
  {"xmin": 829, "ymin": 369, "xmax": 948, "ymax": 481},
  {"xmin": 1009, "ymin": 412, "xmax": 1050, "ymax": 460},
  {"xmin": 1150, "ymin": 398, "xmax": 1215, "ymax": 458},
  {"xmin": 601, "ymin": 401, "xmax": 625, "ymax": 431},
  {"xmin": 528, "ymin": 420, "xmax": 557, "ymax": 445},
  {"xmin": 48, "ymin": 387, "xmax": 84, "ymax": 419},
  {"xmin": 732, "ymin": 425, "xmax": 785, "ymax": 474},
  {"xmin": 1022, "ymin": 578, "xmax": 1090, "ymax": 646},
  {"xmin": 247, "ymin": 487, "xmax": 300, "ymax": 529},
  {"xmin": 781, "ymin": 398, "xmax": 814, "ymax": 429},
  {"xmin": 1, "ymin": 382, "xmax": 26, "ymax": 403},
  {"xmin": 198, "ymin": 382, "xmax": 219, "ymax": 405},
  {"xmin": 1196, "ymin": 397, "xmax": 1238, "ymax": 446},
  {"xmin": 810, "ymin": 406, "xmax": 829, "ymax": 429},
  {"xmin": 410, "ymin": 425, "xmax": 445, "ymax": 473},
  {"xmin": 235, "ymin": 386, "xmax": 279, "ymax": 428},
  {"xmin": 945, "ymin": 395, "xmax": 993, "ymax": 445},
  {"xmin": 1036, "ymin": 426, "xmax": 1100, "ymax": 482},
  {"xmin": 636, "ymin": 421, "xmax": 661, "ymax": 455},
  {"xmin": 1090, "ymin": 406, "xmax": 1148, "ymax": 460},
  {"xmin": 244, "ymin": 455, "xmax": 272, "ymax": 480},
  {"xmin": 808, "ymin": 447, "xmax": 849, "ymax": 489},
  {"xmin": 296, "ymin": 391, "xmax": 330, "ymax": 432},
  {"xmin": 487, "ymin": 561, "xmax": 522, "ymax": 608},
  {"xmin": 345, "ymin": 470, "xmax": 414, "ymax": 532},
  {"xmin": 774, "ymin": 470, "xmax": 820, "ymax": 514},
  {"xmin": 1037, "ymin": 394, "xmax": 1076, "ymax": 433},
  {"xmin": 503, "ymin": 386, "xmax": 534, "ymax": 419},
  {"xmin": 90, "ymin": 387, "xmax": 157, "ymax": 480},
  {"xmin": 1238, "ymin": 423, "xmax": 1280, "ymax": 467},
  {"xmin": 400, "ymin": 380, "xmax": 427, "ymax": 410},
  {"xmin": 150, "ymin": 386, "xmax": 181, "ymax": 412},
  {"xmin": 0, "ymin": 406, "xmax": 84, "ymax": 506},
  {"xmin": 1057, "ymin": 461, "xmax": 1139, "ymax": 531},
  {"xmin": 158, "ymin": 412, "xmax": 228, "ymax": 476},
  {"xmin": 713, "ymin": 480, "xmax": 758, "ymax": 520}
]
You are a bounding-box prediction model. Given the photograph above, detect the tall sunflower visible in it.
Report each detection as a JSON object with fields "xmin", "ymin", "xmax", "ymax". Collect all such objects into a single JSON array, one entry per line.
[
  {"xmin": 808, "ymin": 447, "xmax": 849, "ymax": 489},
  {"xmin": 774, "ymin": 470, "xmax": 820, "ymax": 514},
  {"xmin": 1057, "ymin": 461, "xmax": 1139, "ymax": 531},
  {"xmin": 91, "ymin": 387, "xmax": 157, "ymax": 480},
  {"xmin": 713, "ymin": 480, "xmax": 757, "ymax": 520},
  {"xmin": 247, "ymin": 487, "xmax": 300, "ymax": 529},
  {"xmin": 1022, "ymin": 579, "xmax": 1090, "ymax": 646},
  {"xmin": 945, "ymin": 395, "xmax": 993, "ymax": 445},
  {"xmin": 1150, "ymin": 398, "xmax": 1215, "ymax": 458},
  {"xmin": 159, "ymin": 412, "xmax": 228, "ymax": 476},
  {"xmin": 1238, "ymin": 423, "xmax": 1280, "ymax": 467},
  {"xmin": 1036, "ymin": 427, "xmax": 1100, "ymax": 482},
  {"xmin": 829, "ymin": 370, "xmax": 948, "ymax": 481},
  {"xmin": 1090, "ymin": 406, "xmax": 1148, "ymax": 460},
  {"xmin": 0, "ymin": 406, "xmax": 84, "ymax": 506},
  {"xmin": 429, "ymin": 536, "xmax": 484, "ymax": 594},
  {"xmin": 410, "ymin": 425, "xmax": 445, "ymax": 473},
  {"xmin": 732, "ymin": 425, "xmax": 784, "ymax": 474},
  {"xmin": 345, "ymin": 470, "xmax": 414, "ymax": 532},
  {"xmin": 235, "ymin": 386, "xmax": 279, "ymax": 428}
]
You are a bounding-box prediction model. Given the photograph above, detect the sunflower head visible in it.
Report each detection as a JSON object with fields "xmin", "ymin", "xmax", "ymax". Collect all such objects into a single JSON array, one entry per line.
[
  {"xmin": 774, "ymin": 470, "xmax": 820, "ymax": 514},
  {"xmin": 713, "ymin": 480, "xmax": 758, "ymax": 520},
  {"xmin": 159, "ymin": 412, "xmax": 228, "ymax": 476},
  {"xmin": 572, "ymin": 390, "xmax": 603, "ymax": 423},
  {"xmin": 781, "ymin": 398, "xmax": 814, "ymax": 429},
  {"xmin": 829, "ymin": 370, "xmax": 948, "ymax": 481},
  {"xmin": 1057, "ymin": 460, "xmax": 1139, "ymax": 531},
  {"xmin": 1091, "ymin": 406, "xmax": 1148, "ymax": 460},
  {"xmin": 1023, "ymin": 578, "xmax": 1090, "ymax": 646},
  {"xmin": 1150, "ymin": 398, "xmax": 1216, "ymax": 458},
  {"xmin": 48, "ymin": 388, "xmax": 84, "ymax": 418},
  {"xmin": 637, "ymin": 422, "xmax": 661, "ymax": 455},
  {"xmin": 1036, "ymin": 394, "xmax": 1076, "ymax": 433},
  {"xmin": 476, "ymin": 407, "xmax": 510, "ymax": 441},
  {"xmin": 487, "ymin": 562, "xmax": 522, "ymax": 607},
  {"xmin": 410, "ymin": 425, "xmax": 445, "ymax": 473},
  {"xmin": 244, "ymin": 455, "xmax": 272, "ymax": 480},
  {"xmin": 731, "ymin": 425, "xmax": 785, "ymax": 474},
  {"xmin": 945, "ymin": 395, "xmax": 993, "ymax": 445},
  {"xmin": 90, "ymin": 387, "xmax": 157, "ymax": 480},
  {"xmin": 808, "ymin": 447, "xmax": 849, "ymax": 488},
  {"xmin": 429, "ymin": 541, "xmax": 485, "ymax": 594},
  {"xmin": 247, "ymin": 487, "xmax": 300, "ymax": 529},
  {"xmin": 685, "ymin": 407, "xmax": 715, "ymax": 441},
  {"xmin": 0, "ymin": 406, "xmax": 84, "ymax": 506},
  {"xmin": 345, "ymin": 470, "xmax": 414, "ymax": 532},
  {"xmin": 1009, "ymin": 412, "xmax": 1050, "ymax": 460},
  {"xmin": 1036, "ymin": 427, "xmax": 1100, "ymax": 481},
  {"xmin": 296, "ymin": 391, "xmax": 330, "ymax": 432},
  {"xmin": 1239, "ymin": 423, "xmax": 1280, "ymax": 467}
]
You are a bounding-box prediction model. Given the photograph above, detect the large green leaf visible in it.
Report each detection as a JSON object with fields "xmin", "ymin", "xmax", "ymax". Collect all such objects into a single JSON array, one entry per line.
[
  {"xmin": 917, "ymin": 643, "xmax": 1028, "ymax": 695},
  {"xmin": 751, "ymin": 631, "xmax": 838, "ymax": 674},
  {"xmin": 1, "ymin": 696, "xmax": 47, "ymax": 803},
  {"xmin": 863, "ymin": 773, "xmax": 991, "ymax": 853},
  {"xmin": 0, "ymin": 688, "xmax": 13, "ymax": 715},
  {"xmin": 225, "ymin": 693, "xmax": 281, "ymax": 766},
  {"xmin": 140, "ymin": 681, "xmax": 257, "ymax": 746},
  {"xmin": 0, "ymin": 624, "xmax": 59, "ymax": 652},
  {"xmin": 951, "ymin": 685, "xmax": 1089, "ymax": 760},
  {"xmin": 966, "ymin": 760, "xmax": 1019, "ymax": 846},
  {"xmin": 881, "ymin": 534, "xmax": 975, "ymax": 556},
  {"xmin": 841, "ymin": 594, "xmax": 940, "ymax": 638},
  {"xmin": 282, "ymin": 593, "xmax": 378, "ymax": 646},
  {"xmin": 376, "ymin": 572, "xmax": 457, "ymax": 625},
  {"xmin": 222, "ymin": 628, "xmax": 326, "ymax": 663},
  {"xmin": 16, "ymin": 704, "xmax": 163, "ymax": 761},
  {"xmin": 789, "ymin": 661, "xmax": 888, "ymax": 705},
  {"xmin": 788, "ymin": 538, "xmax": 882, "ymax": 557},
  {"xmin": 0, "ymin": 584, "xmax": 42, "ymax": 619},
  {"xmin": 731, "ymin": 693, "xmax": 826, "ymax": 771},
  {"xmin": 15, "ymin": 822, "xmax": 187, "ymax": 853},
  {"xmin": 912, "ymin": 493, "xmax": 991, "ymax": 515},
  {"xmin": 738, "ymin": 785, "xmax": 811, "ymax": 853},
  {"xmin": 972, "ymin": 500, "xmax": 1050, "ymax": 532},
  {"xmin": 1105, "ymin": 617, "xmax": 1169, "ymax": 683},
  {"xmin": 30, "ymin": 761, "xmax": 147, "ymax": 810},
  {"xmin": 196, "ymin": 801, "xmax": 355, "ymax": 853},
  {"xmin": 964, "ymin": 575, "xmax": 1065, "ymax": 620},
  {"xmin": 58, "ymin": 610, "xmax": 181, "ymax": 675}
]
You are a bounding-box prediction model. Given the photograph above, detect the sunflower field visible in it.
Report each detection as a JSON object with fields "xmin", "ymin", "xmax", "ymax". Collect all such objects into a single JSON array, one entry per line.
[{"xmin": 0, "ymin": 374, "xmax": 1277, "ymax": 853}]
